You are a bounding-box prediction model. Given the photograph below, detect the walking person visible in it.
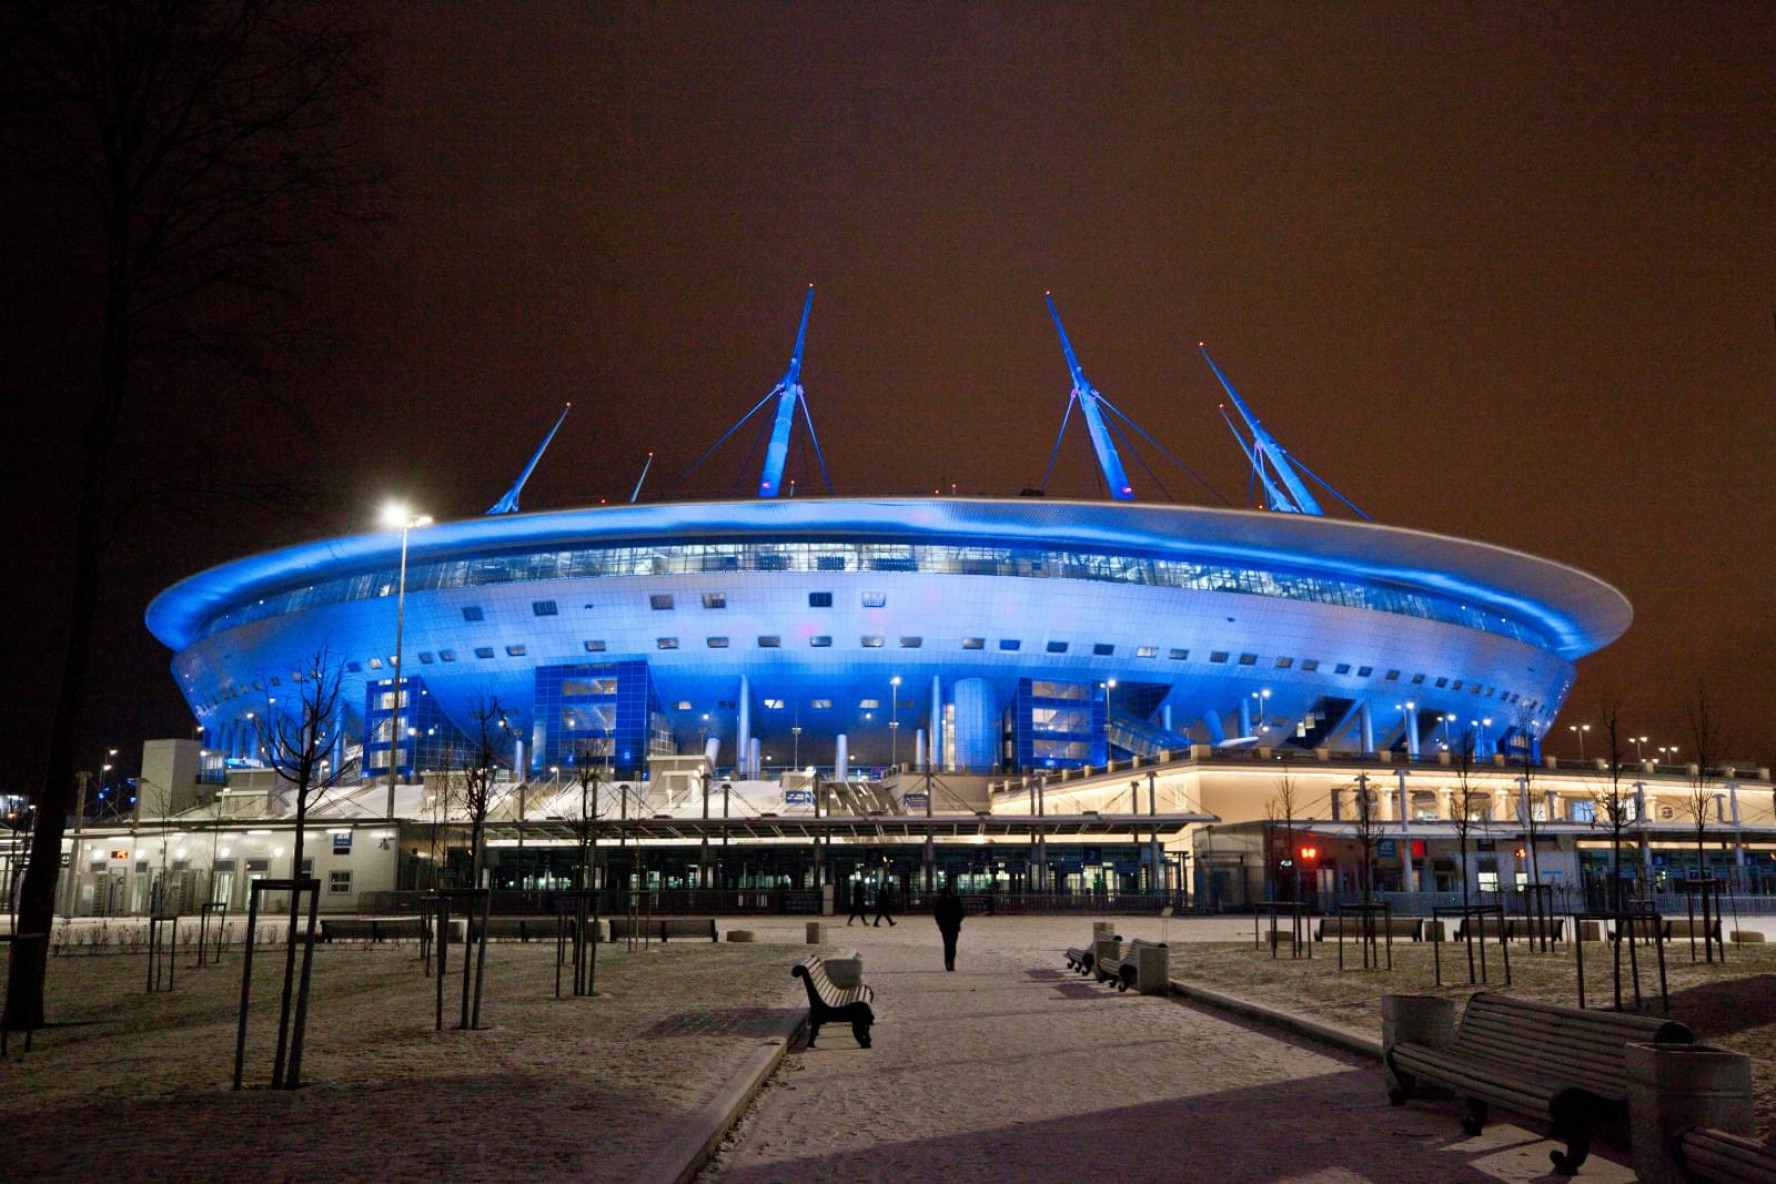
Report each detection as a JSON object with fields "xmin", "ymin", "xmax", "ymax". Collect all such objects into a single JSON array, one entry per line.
[
  {"xmin": 872, "ymin": 876, "xmax": 897, "ymax": 927},
  {"xmin": 846, "ymin": 880, "xmax": 869, "ymax": 927},
  {"xmin": 934, "ymin": 882, "xmax": 965, "ymax": 971}
]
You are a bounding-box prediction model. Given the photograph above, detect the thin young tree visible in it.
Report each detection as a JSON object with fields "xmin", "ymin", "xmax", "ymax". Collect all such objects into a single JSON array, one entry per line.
[
  {"xmin": 1264, "ymin": 769, "xmax": 1299, "ymax": 902},
  {"xmin": 1682, "ymin": 682, "xmax": 1727, "ymax": 962},
  {"xmin": 442, "ymin": 698, "xmax": 506, "ymax": 1029},
  {"xmin": 1591, "ymin": 699, "xmax": 1635, "ymax": 912},
  {"xmin": 251, "ymin": 649, "xmax": 345, "ymax": 1089},
  {"xmin": 564, "ymin": 742, "xmax": 608, "ymax": 996},
  {"xmin": 1449, "ymin": 733, "xmax": 1484, "ymax": 911},
  {"xmin": 1, "ymin": 0, "xmax": 381, "ymax": 1034}
]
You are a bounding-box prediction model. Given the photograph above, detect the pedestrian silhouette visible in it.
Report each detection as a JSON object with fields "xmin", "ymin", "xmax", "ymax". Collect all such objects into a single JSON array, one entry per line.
[
  {"xmin": 873, "ymin": 878, "xmax": 897, "ymax": 927},
  {"xmin": 846, "ymin": 882, "xmax": 869, "ymax": 926},
  {"xmin": 934, "ymin": 882, "xmax": 965, "ymax": 970}
]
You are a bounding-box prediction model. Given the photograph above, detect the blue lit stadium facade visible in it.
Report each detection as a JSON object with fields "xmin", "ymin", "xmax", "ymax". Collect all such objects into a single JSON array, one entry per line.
[
  {"xmin": 144, "ymin": 294, "xmax": 1632, "ymax": 787},
  {"xmin": 146, "ymin": 497, "xmax": 1631, "ymax": 782}
]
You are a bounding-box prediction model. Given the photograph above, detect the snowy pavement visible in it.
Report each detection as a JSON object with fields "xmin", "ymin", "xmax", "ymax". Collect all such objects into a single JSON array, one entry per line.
[{"xmin": 701, "ymin": 916, "xmax": 1636, "ymax": 1184}]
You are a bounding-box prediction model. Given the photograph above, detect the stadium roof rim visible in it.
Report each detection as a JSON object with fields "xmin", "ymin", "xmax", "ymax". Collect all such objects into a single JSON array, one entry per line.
[{"xmin": 146, "ymin": 497, "xmax": 1631, "ymax": 660}]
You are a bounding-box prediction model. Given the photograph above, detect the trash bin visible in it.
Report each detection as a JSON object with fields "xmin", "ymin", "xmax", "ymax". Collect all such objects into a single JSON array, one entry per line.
[
  {"xmin": 1627, "ymin": 1043, "xmax": 1755, "ymax": 1184},
  {"xmin": 806, "ymin": 921, "xmax": 824, "ymax": 944},
  {"xmin": 1136, "ymin": 942, "xmax": 1170, "ymax": 995}
]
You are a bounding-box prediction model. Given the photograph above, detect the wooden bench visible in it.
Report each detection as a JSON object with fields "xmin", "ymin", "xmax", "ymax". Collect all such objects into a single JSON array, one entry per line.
[
  {"xmin": 1315, "ymin": 917, "xmax": 1422, "ymax": 942},
  {"xmin": 1678, "ymin": 1129, "xmax": 1776, "ymax": 1183},
  {"xmin": 1064, "ymin": 938, "xmax": 1116, "ymax": 976},
  {"xmin": 607, "ymin": 916, "xmax": 718, "ymax": 943},
  {"xmin": 1453, "ymin": 916, "xmax": 1519, "ymax": 942},
  {"xmin": 1387, "ymin": 992, "xmax": 1693, "ymax": 1176},
  {"xmin": 1096, "ymin": 938, "xmax": 1165, "ymax": 992},
  {"xmin": 792, "ymin": 954, "xmax": 875, "ymax": 1048},
  {"xmin": 320, "ymin": 917, "xmax": 424, "ymax": 943}
]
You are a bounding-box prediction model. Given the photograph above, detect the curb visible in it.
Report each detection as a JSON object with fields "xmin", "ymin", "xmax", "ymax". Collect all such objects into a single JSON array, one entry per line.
[
  {"xmin": 644, "ymin": 1012, "xmax": 806, "ymax": 1184},
  {"xmin": 1168, "ymin": 978, "xmax": 1384, "ymax": 1061}
]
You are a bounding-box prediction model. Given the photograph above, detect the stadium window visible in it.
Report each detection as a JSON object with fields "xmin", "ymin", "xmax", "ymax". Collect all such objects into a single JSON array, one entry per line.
[
  {"xmin": 809, "ymin": 635, "xmax": 833, "ymax": 647},
  {"xmin": 269, "ymin": 677, "xmax": 281, "ymax": 687},
  {"xmin": 999, "ymin": 639, "xmax": 1022, "ymax": 651},
  {"xmin": 418, "ymin": 652, "xmax": 434, "ymax": 665},
  {"xmin": 329, "ymin": 870, "xmax": 352, "ymax": 895},
  {"xmin": 1092, "ymin": 643, "xmax": 1115, "ymax": 656},
  {"xmin": 1452, "ymin": 680, "xmax": 1464, "ymax": 690},
  {"xmin": 1334, "ymin": 663, "xmax": 1351, "ymax": 675},
  {"xmin": 367, "ymin": 658, "xmax": 382, "ymax": 670},
  {"xmin": 707, "ymin": 637, "xmax": 730, "ymax": 648},
  {"xmin": 650, "ymin": 594, "xmax": 674, "ymax": 611},
  {"xmin": 1300, "ymin": 659, "xmax": 1319, "ymax": 672},
  {"xmin": 1169, "ymin": 648, "xmax": 1189, "ymax": 660},
  {"xmin": 1357, "ymin": 666, "xmax": 1374, "ymax": 677},
  {"xmin": 757, "ymin": 636, "xmax": 781, "ymax": 648},
  {"xmin": 962, "ymin": 637, "xmax": 985, "ymax": 650},
  {"xmin": 1046, "ymin": 641, "xmax": 1069, "ymax": 654},
  {"xmin": 532, "ymin": 600, "xmax": 558, "ymax": 616},
  {"xmin": 474, "ymin": 647, "xmax": 495, "ymax": 660},
  {"xmin": 1385, "ymin": 669, "xmax": 1400, "ymax": 680},
  {"xmin": 438, "ymin": 651, "xmax": 456, "ymax": 663},
  {"xmin": 862, "ymin": 592, "xmax": 887, "ymax": 608},
  {"xmin": 1275, "ymin": 656, "xmax": 1293, "ymax": 669},
  {"xmin": 506, "ymin": 644, "xmax": 527, "ymax": 657},
  {"xmin": 1209, "ymin": 651, "xmax": 1229, "ymax": 664},
  {"xmin": 674, "ymin": 700, "xmax": 693, "ymax": 710},
  {"xmin": 812, "ymin": 698, "xmax": 832, "ymax": 709},
  {"xmin": 584, "ymin": 640, "xmax": 606, "ymax": 653},
  {"xmin": 1137, "ymin": 646, "xmax": 1158, "ymax": 659},
  {"xmin": 859, "ymin": 698, "xmax": 880, "ymax": 709},
  {"xmin": 656, "ymin": 637, "xmax": 679, "ymax": 650},
  {"xmin": 462, "ymin": 605, "xmax": 484, "ymax": 622},
  {"xmin": 1237, "ymin": 653, "xmax": 1258, "ymax": 666},
  {"xmin": 764, "ymin": 698, "xmax": 785, "ymax": 709},
  {"xmin": 808, "ymin": 591, "xmax": 833, "ymax": 607},
  {"xmin": 1435, "ymin": 677, "xmax": 1448, "ymax": 688},
  {"xmin": 861, "ymin": 636, "xmax": 884, "ymax": 648},
  {"xmin": 702, "ymin": 592, "xmax": 727, "ymax": 609},
  {"xmin": 1411, "ymin": 673, "xmax": 1426, "ymax": 684},
  {"xmin": 898, "ymin": 637, "xmax": 923, "ymax": 648}
]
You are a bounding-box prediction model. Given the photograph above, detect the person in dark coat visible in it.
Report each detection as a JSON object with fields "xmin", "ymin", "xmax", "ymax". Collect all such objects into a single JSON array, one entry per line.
[
  {"xmin": 933, "ymin": 883, "xmax": 965, "ymax": 971},
  {"xmin": 873, "ymin": 878, "xmax": 897, "ymax": 927},
  {"xmin": 846, "ymin": 882, "xmax": 870, "ymax": 926}
]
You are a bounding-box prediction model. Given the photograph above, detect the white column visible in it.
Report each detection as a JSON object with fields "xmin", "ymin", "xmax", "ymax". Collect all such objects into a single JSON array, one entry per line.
[
  {"xmin": 1359, "ymin": 701, "xmax": 1374, "ymax": 755},
  {"xmin": 914, "ymin": 727, "xmax": 926, "ymax": 771},
  {"xmin": 1161, "ymin": 704, "xmax": 1173, "ymax": 733},
  {"xmin": 1404, "ymin": 707, "xmax": 1420, "ymax": 759},
  {"xmin": 929, "ymin": 675, "xmax": 943, "ymax": 771},
  {"xmin": 737, "ymin": 674, "xmax": 752, "ymax": 777},
  {"xmin": 835, "ymin": 733, "xmax": 849, "ymax": 782},
  {"xmin": 748, "ymin": 737, "xmax": 761, "ymax": 780},
  {"xmin": 514, "ymin": 739, "xmax": 526, "ymax": 782}
]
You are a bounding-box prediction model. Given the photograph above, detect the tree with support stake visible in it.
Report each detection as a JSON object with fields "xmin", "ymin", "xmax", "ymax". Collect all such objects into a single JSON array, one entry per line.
[{"xmin": 1682, "ymin": 683, "xmax": 1729, "ymax": 965}]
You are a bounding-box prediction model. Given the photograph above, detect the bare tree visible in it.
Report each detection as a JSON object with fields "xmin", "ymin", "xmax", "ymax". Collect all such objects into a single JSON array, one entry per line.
[
  {"xmin": 1350, "ymin": 774, "xmax": 1383, "ymax": 904},
  {"xmin": 1264, "ymin": 770, "xmax": 1299, "ymax": 901},
  {"xmin": 2, "ymin": 0, "xmax": 381, "ymax": 1034},
  {"xmin": 1683, "ymin": 682, "xmax": 1728, "ymax": 962},
  {"xmin": 1449, "ymin": 733, "xmax": 1485, "ymax": 910},
  {"xmin": 568, "ymin": 744, "xmax": 608, "ymax": 894},
  {"xmin": 453, "ymin": 699, "xmax": 508, "ymax": 890},
  {"xmin": 1513, "ymin": 707, "xmax": 1544, "ymax": 889},
  {"xmin": 256, "ymin": 652, "xmax": 347, "ymax": 897},
  {"xmin": 1591, "ymin": 699, "xmax": 1635, "ymax": 912}
]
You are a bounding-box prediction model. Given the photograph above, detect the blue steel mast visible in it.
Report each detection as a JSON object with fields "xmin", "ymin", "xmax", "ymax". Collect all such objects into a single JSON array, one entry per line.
[
  {"xmin": 1047, "ymin": 294, "xmax": 1134, "ymax": 500},
  {"xmin": 486, "ymin": 403, "xmax": 571, "ymax": 515},
  {"xmin": 758, "ymin": 286, "xmax": 814, "ymax": 498},
  {"xmin": 1198, "ymin": 347, "xmax": 1325, "ymax": 516}
]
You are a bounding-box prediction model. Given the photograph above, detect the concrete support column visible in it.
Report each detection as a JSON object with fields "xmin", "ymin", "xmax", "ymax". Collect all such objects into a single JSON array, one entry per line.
[
  {"xmin": 1161, "ymin": 703, "xmax": 1173, "ymax": 733},
  {"xmin": 737, "ymin": 674, "xmax": 752, "ymax": 777},
  {"xmin": 514, "ymin": 739, "xmax": 526, "ymax": 782},
  {"xmin": 1404, "ymin": 708, "xmax": 1420, "ymax": 759},
  {"xmin": 1238, "ymin": 697, "xmax": 1252, "ymax": 738},
  {"xmin": 703, "ymin": 736, "xmax": 721, "ymax": 767},
  {"xmin": 951, "ymin": 678, "xmax": 997, "ymax": 771},
  {"xmin": 748, "ymin": 737, "xmax": 761, "ymax": 780},
  {"xmin": 914, "ymin": 728, "xmax": 926, "ymax": 771},
  {"xmin": 835, "ymin": 733, "xmax": 849, "ymax": 782},
  {"xmin": 929, "ymin": 675, "xmax": 943, "ymax": 771},
  {"xmin": 1359, "ymin": 701, "xmax": 1375, "ymax": 755},
  {"xmin": 1201, "ymin": 711, "xmax": 1226, "ymax": 745}
]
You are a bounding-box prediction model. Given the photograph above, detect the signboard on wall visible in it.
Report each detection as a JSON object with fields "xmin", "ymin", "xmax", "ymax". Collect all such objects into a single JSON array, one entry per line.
[
  {"xmin": 332, "ymin": 832, "xmax": 352, "ymax": 855},
  {"xmin": 784, "ymin": 790, "xmax": 813, "ymax": 806},
  {"xmin": 1378, "ymin": 839, "xmax": 1398, "ymax": 858},
  {"xmin": 902, "ymin": 793, "xmax": 929, "ymax": 810}
]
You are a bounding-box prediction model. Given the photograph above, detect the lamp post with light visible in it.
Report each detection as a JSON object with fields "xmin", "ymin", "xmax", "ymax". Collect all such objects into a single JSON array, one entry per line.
[
  {"xmin": 1568, "ymin": 723, "xmax": 1591, "ymax": 763},
  {"xmin": 889, "ymin": 675, "xmax": 902, "ymax": 770},
  {"xmin": 380, "ymin": 503, "xmax": 432, "ymax": 819}
]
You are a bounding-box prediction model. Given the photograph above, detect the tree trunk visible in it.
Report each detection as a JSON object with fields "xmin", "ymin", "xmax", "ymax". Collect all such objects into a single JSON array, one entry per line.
[{"xmin": 2, "ymin": 231, "xmax": 129, "ymax": 1033}]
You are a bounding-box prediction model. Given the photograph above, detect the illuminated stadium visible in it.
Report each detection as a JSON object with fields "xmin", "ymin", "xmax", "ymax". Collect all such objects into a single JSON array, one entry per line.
[{"xmin": 147, "ymin": 291, "xmax": 1631, "ymax": 789}]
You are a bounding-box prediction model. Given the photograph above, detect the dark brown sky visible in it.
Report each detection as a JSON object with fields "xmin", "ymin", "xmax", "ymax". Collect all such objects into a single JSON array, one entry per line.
[{"xmin": 5, "ymin": 2, "xmax": 1773, "ymax": 783}]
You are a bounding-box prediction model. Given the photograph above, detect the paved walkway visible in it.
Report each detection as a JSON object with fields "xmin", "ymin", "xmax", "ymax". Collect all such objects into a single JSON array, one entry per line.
[{"xmin": 702, "ymin": 919, "xmax": 1635, "ymax": 1183}]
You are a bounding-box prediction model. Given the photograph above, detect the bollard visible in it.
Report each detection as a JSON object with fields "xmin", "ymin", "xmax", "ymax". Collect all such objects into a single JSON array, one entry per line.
[
  {"xmin": 726, "ymin": 929, "xmax": 756, "ymax": 943},
  {"xmin": 1092, "ymin": 921, "xmax": 1116, "ymax": 942},
  {"xmin": 1135, "ymin": 943, "xmax": 1170, "ymax": 995},
  {"xmin": 806, "ymin": 921, "xmax": 824, "ymax": 945},
  {"xmin": 1091, "ymin": 936, "xmax": 1121, "ymax": 974},
  {"xmin": 1626, "ymin": 1043, "xmax": 1755, "ymax": 1184}
]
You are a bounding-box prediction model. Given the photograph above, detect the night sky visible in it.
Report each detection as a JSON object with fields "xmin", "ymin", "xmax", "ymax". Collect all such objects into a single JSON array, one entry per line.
[{"xmin": 4, "ymin": 3, "xmax": 1773, "ymax": 788}]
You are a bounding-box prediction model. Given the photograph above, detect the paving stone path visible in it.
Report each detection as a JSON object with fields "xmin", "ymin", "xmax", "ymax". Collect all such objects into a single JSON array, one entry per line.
[{"xmin": 702, "ymin": 919, "xmax": 1636, "ymax": 1183}]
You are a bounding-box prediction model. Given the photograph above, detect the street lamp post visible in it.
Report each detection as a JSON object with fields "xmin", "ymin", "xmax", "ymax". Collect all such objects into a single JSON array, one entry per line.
[
  {"xmin": 380, "ymin": 503, "xmax": 432, "ymax": 820},
  {"xmin": 1567, "ymin": 723, "xmax": 1591, "ymax": 763}
]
